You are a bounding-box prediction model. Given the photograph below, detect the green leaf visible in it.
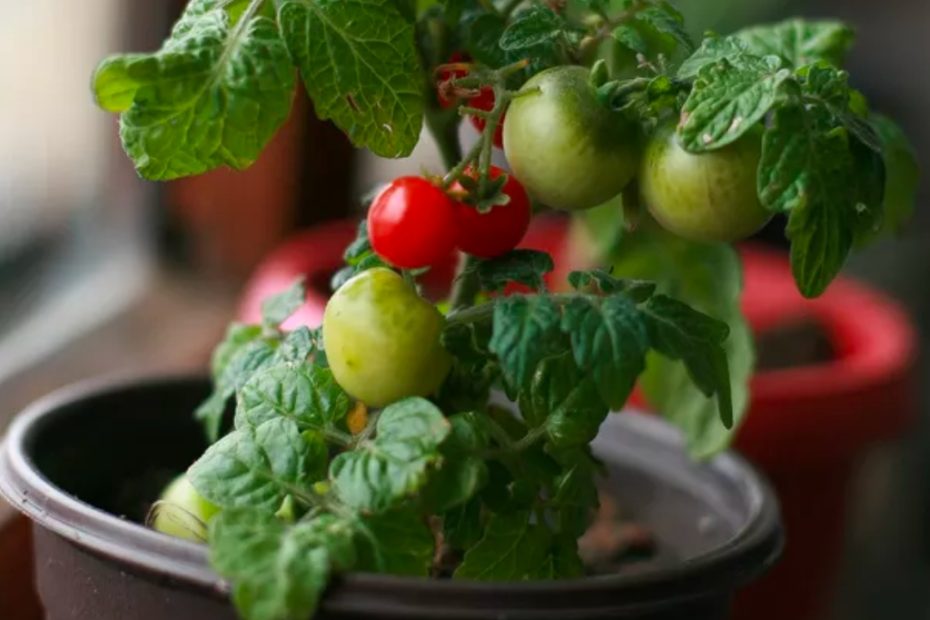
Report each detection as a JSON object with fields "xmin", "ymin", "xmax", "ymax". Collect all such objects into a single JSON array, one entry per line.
[
  {"xmin": 278, "ymin": 0, "xmax": 424, "ymax": 158},
  {"xmin": 735, "ymin": 18, "xmax": 855, "ymax": 69},
  {"xmin": 92, "ymin": 5, "xmax": 295, "ymax": 180},
  {"xmin": 198, "ymin": 330, "xmax": 280, "ymax": 443},
  {"xmin": 273, "ymin": 327, "xmax": 318, "ymax": 365},
  {"xmin": 330, "ymin": 397, "xmax": 451, "ymax": 513},
  {"xmin": 499, "ymin": 4, "xmax": 566, "ymax": 51},
  {"xmin": 620, "ymin": 236, "xmax": 751, "ymax": 457},
  {"xmin": 635, "ymin": 4, "xmax": 693, "ymax": 53},
  {"xmin": 93, "ymin": 54, "xmax": 148, "ymax": 112},
  {"xmin": 677, "ymin": 35, "xmax": 750, "ymax": 79},
  {"xmin": 209, "ymin": 508, "xmax": 356, "ymax": 620},
  {"xmin": 421, "ymin": 413, "xmax": 490, "ymax": 512},
  {"xmin": 212, "ymin": 324, "xmax": 264, "ymax": 379},
  {"xmin": 611, "ymin": 24, "xmax": 649, "ymax": 56},
  {"xmin": 189, "ymin": 418, "xmax": 326, "ymax": 512},
  {"xmin": 471, "ymin": 249, "xmax": 554, "ymax": 292},
  {"xmin": 850, "ymin": 135, "xmax": 886, "ymax": 241},
  {"xmin": 559, "ymin": 294, "xmax": 650, "ymax": 408},
  {"xmin": 464, "ymin": 11, "xmax": 562, "ymax": 74},
  {"xmin": 641, "ymin": 295, "xmax": 732, "ymax": 427},
  {"xmin": 607, "ymin": 230, "xmax": 751, "ymax": 456},
  {"xmin": 759, "ymin": 105, "xmax": 856, "ymax": 297},
  {"xmin": 568, "ymin": 270, "xmax": 656, "ymax": 301},
  {"xmin": 550, "ymin": 451, "xmax": 599, "ymax": 538},
  {"xmin": 195, "ymin": 392, "xmax": 231, "ymax": 445},
  {"xmin": 679, "ymin": 55, "xmax": 792, "ymax": 151},
  {"xmin": 547, "ymin": 536, "xmax": 585, "ymax": 578},
  {"xmin": 356, "ymin": 508, "xmax": 434, "ymax": 575},
  {"xmin": 871, "ymin": 114, "xmax": 919, "ymax": 236},
  {"xmin": 235, "ymin": 364, "xmax": 351, "ymax": 432},
  {"xmin": 798, "ymin": 63, "xmax": 881, "ymax": 153},
  {"xmin": 443, "ymin": 497, "xmax": 483, "ymax": 550},
  {"xmin": 454, "ymin": 512, "xmax": 551, "ymax": 580},
  {"xmin": 261, "ymin": 279, "xmax": 306, "ymax": 328},
  {"xmin": 519, "ymin": 352, "xmax": 609, "ymax": 447},
  {"xmin": 488, "ymin": 295, "xmax": 561, "ymax": 388},
  {"xmin": 465, "ymin": 13, "xmax": 510, "ymax": 68}
]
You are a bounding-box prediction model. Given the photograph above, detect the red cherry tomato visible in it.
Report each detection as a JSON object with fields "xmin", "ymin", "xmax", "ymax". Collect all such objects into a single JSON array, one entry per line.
[
  {"xmin": 452, "ymin": 166, "xmax": 531, "ymax": 258},
  {"xmin": 468, "ymin": 87, "xmax": 505, "ymax": 149},
  {"xmin": 367, "ymin": 177, "xmax": 458, "ymax": 269},
  {"xmin": 435, "ymin": 54, "xmax": 505, "ymax": 148},
  {"xmin": 436, "ymin": 52, "xmax": 470, "ymax": 109}
]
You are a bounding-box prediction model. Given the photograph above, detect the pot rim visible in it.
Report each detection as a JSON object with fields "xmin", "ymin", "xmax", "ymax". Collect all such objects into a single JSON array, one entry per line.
[{"xmin": 0, "ymin": 374, "xmax": 783, "ymax": 616}]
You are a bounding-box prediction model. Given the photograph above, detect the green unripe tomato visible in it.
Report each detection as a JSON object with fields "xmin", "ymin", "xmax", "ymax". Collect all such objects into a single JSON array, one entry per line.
[
  {"xmin": 151, "ymin": 474, "xmax": 219, "ymax": 542},
  {"xmin": 323, "ymin": 267, "xmax": 451, "ymax": 407},
  {"xmin": 503, "ymin": 65, "xmax": 639, "ymax": 211},
  {"xmin": 640, "ymin": 124, "xmax": 772, "ymax": 243}
]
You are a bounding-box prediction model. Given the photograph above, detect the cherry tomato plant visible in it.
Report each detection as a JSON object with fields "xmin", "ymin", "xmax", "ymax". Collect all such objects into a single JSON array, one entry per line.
[{"xmin": 95, "ymin": 1, "xmax": 917, "ymax": 619}]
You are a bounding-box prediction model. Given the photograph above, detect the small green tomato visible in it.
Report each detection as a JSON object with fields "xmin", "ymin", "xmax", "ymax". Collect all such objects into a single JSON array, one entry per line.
[
  {"xmin": 151, "ymin": 474, "xmax": 219, "ymax": 542},
  {"xmin": 322, "ymin": 267, "xmax": 451, "ymax": 407},
  {"xmin": 640, "ymin": 124, "xmax": 772, "ymax": 243},
  {"xmin": 503, "ymin": 65, "xmax": 640, "ymax": 211}
]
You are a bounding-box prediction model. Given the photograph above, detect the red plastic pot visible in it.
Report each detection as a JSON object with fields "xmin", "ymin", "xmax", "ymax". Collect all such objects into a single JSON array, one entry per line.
[
  {"xmin": 239, "ymin": 222, "xmax": 917, "ymax": 620},
  {"xmin": 730, "ymin": 246, "xmax": 918, "ymax": 620}
]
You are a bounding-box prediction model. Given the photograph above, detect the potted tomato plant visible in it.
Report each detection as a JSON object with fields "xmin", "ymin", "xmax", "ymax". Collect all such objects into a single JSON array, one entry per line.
[{"xmin": 0, "ymin": 1, "xmax": 917, "ymax": 619}]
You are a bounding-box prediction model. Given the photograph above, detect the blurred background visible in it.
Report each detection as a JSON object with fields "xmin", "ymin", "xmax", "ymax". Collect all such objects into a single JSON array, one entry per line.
[{"xmin": 0, "ymin": 0, "xmax": 926, "ymax": 618}]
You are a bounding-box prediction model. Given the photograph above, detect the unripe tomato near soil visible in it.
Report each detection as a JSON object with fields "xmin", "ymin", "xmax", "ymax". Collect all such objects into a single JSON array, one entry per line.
[
  {"xmin": 640, "ymin": 123, "xmax": 772, "ymax": 243},
  {"xmin": 451, "ymin": 165, "xmax": 531, "ymax": 258},
  {"xmin": 503, "ymin": 65, "xmax": 639, "ymax": 211},
  {"xmin": 323, "ymin": 267, "xmax": 451, "ymax": 407},
  {"xmin": 152, "ymin": 474, "xmax": 219, "ymax": 542},
  {"xmin": 367, "ymin": 176, "xmax": 458, "ymax": 269}
]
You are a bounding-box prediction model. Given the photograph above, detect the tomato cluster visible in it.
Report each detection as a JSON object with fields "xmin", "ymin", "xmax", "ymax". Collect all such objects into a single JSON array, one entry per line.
[
  {"xmin": 329, "ymin": 64, "xmax": 774, "ymax": 408},
  {"xmin": 367, "ymin": 166, "xmax": 531, "ymax": 269},
  {"xmin": 436, "ymin": 62, "xmax": 770, "ymax": 242}
]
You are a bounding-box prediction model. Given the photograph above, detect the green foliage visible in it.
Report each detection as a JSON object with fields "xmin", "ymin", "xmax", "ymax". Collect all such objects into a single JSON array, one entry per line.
[
  {"xmin": 210, "ymin": 509, "xmax": 356, "ymax": 620},
  {"xmin": 468, "ymin": 249, "xmax": 554, "ymax": 292},
  {"xmin": 189, "ymin": 418, "xmax": 327, "ymax": 512},
  {"xmin": 92, "ymin": 0, "xmax": 295, "ymax": 180},
  {"xmin": 101, "ymin": 1, "xmax": 916, "ymax": 616},
  {"xmin": 278, "ymin": 0, "xmax": 424, "ymax": 157},
  {"xmin": 675, "ymin": 26, "xmax": 891, "ymax": 296},
  {"xmin": 679, "ymin": 56, "xmax": 791, "ymax": 151},
  {"xmin": 94, "ymin": 0, "xmax": 423, "ymax": 178},
  {"xmin": 608, "ymin": 229, "xmax": 751, "ymax": 457},
  {"xmin": 330, "ymin": 398, "xmax": 451, "ymax": 512},
  {"xmin": 454, "ymin": 512, "xmax": 552, "ymax": 580}
]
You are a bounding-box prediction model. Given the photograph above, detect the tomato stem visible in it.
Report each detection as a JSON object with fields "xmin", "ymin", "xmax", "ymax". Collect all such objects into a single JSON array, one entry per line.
[{"xmin": 449, "ymin": 254, "xmax": 482, "ymax": 310}]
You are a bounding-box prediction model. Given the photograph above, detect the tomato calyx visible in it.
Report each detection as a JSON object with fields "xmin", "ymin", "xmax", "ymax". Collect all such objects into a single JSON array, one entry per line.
[{"xmin": 451, "ymin": 166, "xmax": 531, "ymax": 259}]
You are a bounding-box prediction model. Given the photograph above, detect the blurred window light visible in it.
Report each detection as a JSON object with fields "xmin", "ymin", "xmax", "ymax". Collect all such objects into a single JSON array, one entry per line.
[{"xmin": 0, "ymin": 0, "xmax": 154, "ymax": 385}]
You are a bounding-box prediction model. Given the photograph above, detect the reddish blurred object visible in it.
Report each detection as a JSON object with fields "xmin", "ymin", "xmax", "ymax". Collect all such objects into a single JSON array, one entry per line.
[
  {"xmin": 0, "ymin": 515, "xmax": 42, "ymax": 620},
  {"xmin": 166, "ymin": 94, "xmax": 355, "ymax": 277},
  {"xmin": 731, "ymin": 246, "xmax": 918, "ymax": 620},
  {"xmin": 238, "ymin": 222, "xmax": 917, "ymax": 620},
  {"xmin": 237, "ymin": 215, "xmax": 572, "ymax": 328}
]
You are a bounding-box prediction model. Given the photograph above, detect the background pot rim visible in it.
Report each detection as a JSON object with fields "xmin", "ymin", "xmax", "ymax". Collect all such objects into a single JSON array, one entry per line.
[{"xmin": 0, "ymin": 374, "xmax": 783, "ymax": 615}]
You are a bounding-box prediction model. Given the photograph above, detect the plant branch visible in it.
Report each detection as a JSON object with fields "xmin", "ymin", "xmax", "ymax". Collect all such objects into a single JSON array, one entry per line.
[
  {"xmin": 449, "ymin": 255, "xmax": 482, "ymax": 310},
  {"xmin": 578, "ymin": 0, "xmax": 651, "ymax": 57}
]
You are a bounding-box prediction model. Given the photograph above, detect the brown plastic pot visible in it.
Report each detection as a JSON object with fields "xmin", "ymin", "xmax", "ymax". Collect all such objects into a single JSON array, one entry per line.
[{"xmin": 1, "ymin": 376, "xmax": 781, "ymax": 620}]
